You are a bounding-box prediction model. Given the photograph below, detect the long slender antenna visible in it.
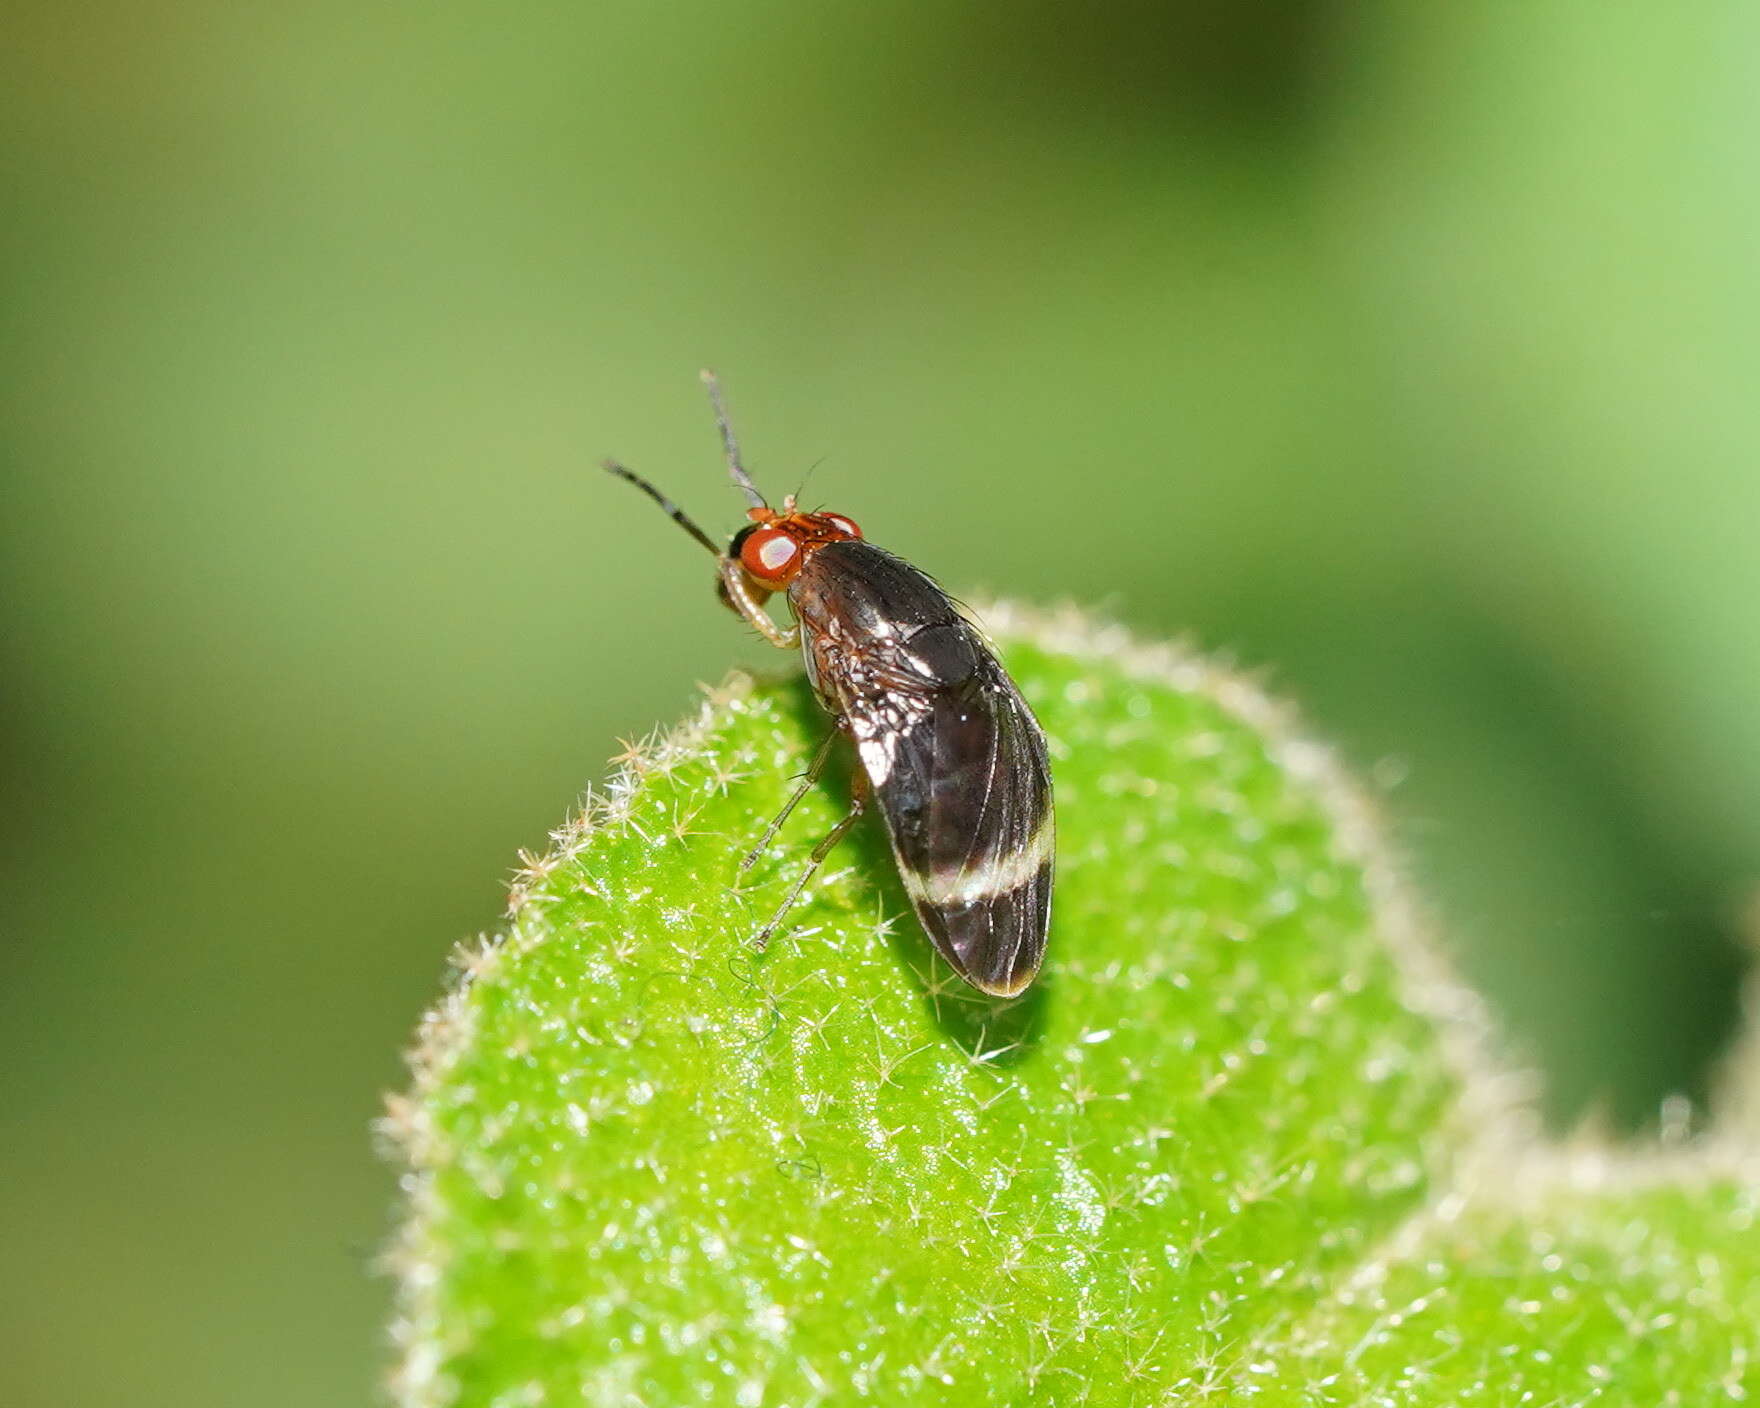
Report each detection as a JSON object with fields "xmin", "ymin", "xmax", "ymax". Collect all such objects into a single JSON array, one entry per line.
[
  {"xmin": 603, "ymin": 459, "xmax": 720, "ymax": 556},
  {"xmin": 700, "ymin": 369, "xmax": 767, "ymax": 510}
]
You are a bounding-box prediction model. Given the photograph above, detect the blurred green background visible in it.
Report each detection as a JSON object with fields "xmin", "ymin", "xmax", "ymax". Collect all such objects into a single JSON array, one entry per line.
[{"xmin": 4, "ymin": 3, "xmax": 1757, "ymax": 1405}]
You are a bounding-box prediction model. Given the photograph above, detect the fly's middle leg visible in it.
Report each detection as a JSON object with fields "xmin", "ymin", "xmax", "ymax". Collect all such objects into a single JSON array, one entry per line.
[
  {"xmin": 750, "ymin": 767, "xmax": 870, "ymax": 953},
  {"xmin": 740, "ymin": 727, "xmax": 840, "ymax": 874}
]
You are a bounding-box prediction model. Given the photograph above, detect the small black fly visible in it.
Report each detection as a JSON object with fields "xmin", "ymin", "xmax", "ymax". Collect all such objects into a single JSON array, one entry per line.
[{"xmin": 605, "ymin": 373, "xmax": 1053, "ymax": 996}]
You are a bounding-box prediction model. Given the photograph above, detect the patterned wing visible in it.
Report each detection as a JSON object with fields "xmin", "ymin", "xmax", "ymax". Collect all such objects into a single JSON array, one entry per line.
[{"xmin": 851, "ymin": 622, "xmax": 1054, "ymax": 996}]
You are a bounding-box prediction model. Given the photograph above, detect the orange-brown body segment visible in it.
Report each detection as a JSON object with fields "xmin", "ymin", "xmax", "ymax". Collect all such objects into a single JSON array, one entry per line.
[{"xmin": 737, "ymin": 508, "xmax": 863, "ymax": 589}]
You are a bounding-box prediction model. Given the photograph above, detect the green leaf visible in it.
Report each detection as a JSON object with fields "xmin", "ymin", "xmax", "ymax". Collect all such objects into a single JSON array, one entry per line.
[
  {"xmin": 385, "ymin": 603, "xmax": 1756, "ymax": 1405},
  {"xmin": 1244, "ymin": 1157, "xmax": 1760, "ymax": 1404}
]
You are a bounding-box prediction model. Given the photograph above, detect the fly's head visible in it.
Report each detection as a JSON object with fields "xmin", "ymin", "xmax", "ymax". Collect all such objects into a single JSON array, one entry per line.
[
  {"xmin": 602, "ymin": 373, "xmax": 864, "ymax": 619},
  {"xmin": 717, "ymin": 503, "xmax": 862, "ymax": 611}
]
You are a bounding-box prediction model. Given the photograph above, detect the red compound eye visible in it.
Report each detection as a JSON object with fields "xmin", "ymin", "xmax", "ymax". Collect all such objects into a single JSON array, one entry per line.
[
  {"xmin": 821, "ymin": 513, "xmax": 861, "ymax": 540},
  {"xmin": 740, "ymin": 526, "xmax": 803, "ymax": 585}
]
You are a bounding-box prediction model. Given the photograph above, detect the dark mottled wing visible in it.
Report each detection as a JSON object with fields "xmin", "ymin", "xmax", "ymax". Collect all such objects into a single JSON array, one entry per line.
[{"xmin": 859, "ymin": 622, "xmax": 1054, "ymax": 996}]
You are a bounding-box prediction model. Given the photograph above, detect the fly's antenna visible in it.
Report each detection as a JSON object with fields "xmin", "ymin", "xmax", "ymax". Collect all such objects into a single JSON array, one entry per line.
[
  {"xmin": 603, "ymin": 459, "xmax": 721, "ymax": 556},
  {"xmin": 700, "ymin": 369, "xmax": 767, "ymax": 511}
]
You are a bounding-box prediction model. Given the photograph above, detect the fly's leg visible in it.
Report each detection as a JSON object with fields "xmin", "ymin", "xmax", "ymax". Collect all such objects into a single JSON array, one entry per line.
[
  {"xmin": 740, "ymin": 727, "xmax": 839, "ymax": 875},
  {"xmin": 750, "ymin": 769, "xmax": 870, "ymax": 952},
  {"xmin": 719, "ymin": 558, "xmax": 799, "ymax": 650}
]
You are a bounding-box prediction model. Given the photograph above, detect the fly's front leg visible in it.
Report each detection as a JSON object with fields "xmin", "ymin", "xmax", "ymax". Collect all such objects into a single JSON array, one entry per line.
[
  {"xmin": 720, "ymin": 558, "xmax": 799, "ymax": 650},
  {"xmin": 740, "ymin": 727, "xmax": 840, "ymax": 875},
  {"xmin": 751, "ymin": 768, "xmax": 871, "ymax": 952}
]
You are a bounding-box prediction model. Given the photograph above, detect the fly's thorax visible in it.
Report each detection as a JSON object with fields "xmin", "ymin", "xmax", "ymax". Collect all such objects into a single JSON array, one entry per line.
[{"xmin": 788, "ymin": 540, "xmax": 964, "ymax": 640}]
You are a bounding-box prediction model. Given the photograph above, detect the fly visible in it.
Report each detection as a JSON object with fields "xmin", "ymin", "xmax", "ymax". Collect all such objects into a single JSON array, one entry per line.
[{"xmin": 604, "ymin": 373, "xmax": 1053, "ymax": 996}]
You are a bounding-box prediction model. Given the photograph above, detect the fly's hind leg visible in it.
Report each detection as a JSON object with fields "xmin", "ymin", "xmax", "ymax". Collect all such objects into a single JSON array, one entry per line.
[
  {"xmin": 740, "ymin": 727, "xmax": 840, "ymax": 875},
  {"xmin": 750, "ymin": 768, "xmax": 870, "ymax": 952}
]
